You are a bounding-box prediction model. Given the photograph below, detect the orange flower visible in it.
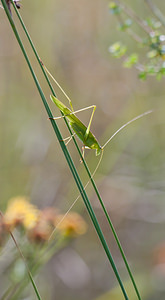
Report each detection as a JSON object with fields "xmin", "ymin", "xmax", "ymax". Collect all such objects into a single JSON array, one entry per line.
[
  {"xmin": 28, "ymin": 208, "xmax": 57, "ymax": 243},
  {"xmin": 4, "ymin": 196, "xmax": 39, "ymax": 231},
  {"xmin": 55, "ymin": 212, "xmax": 87, "ymax": 237}
]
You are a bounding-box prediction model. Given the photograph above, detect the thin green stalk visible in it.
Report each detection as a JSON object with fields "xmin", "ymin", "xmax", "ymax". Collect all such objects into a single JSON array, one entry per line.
[
  {"xmin": 10, "ymin": 3, "xmax": 141, "ymax": 299},
  {"xmin": 1, "ymin": 1, "xmax": 129, "ymax": 299}
]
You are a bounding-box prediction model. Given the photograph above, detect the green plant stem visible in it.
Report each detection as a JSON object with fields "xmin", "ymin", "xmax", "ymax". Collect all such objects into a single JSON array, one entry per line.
[
  {"xmin": 1, "ymin": 1, "xmax": 130, "ymax": 299},
  {"xmin": 10, "ymin": 3, "xmax": 141, "ymax": 299}
]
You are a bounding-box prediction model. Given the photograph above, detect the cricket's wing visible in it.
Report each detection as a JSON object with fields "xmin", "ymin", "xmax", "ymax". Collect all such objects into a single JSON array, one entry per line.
[{"xmin": 51, "ymin": 95, "xmax": 83, "ymax": 126}]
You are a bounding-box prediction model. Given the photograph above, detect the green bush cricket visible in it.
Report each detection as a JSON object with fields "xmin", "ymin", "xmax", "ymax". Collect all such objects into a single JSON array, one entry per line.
[
  {"xmin": 50, "ymin": 95, "xmax": 153, "ymax": 157},
  {"xmin": 43, "ymin": 64, "xmax": 153, "ymax": 160},
  {"xmin": 50, "ymin": 95, "xmax": 102, "ymax": 156}
]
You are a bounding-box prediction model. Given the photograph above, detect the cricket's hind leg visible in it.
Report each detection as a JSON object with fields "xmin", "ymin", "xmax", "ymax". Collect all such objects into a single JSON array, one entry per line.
[
  {"xmin": 60, "ymin": 133, "xmax": 76, "ymax": 145},
  {"xmin": 80, "ymin": 145, "xmax": 91, "ymax": 163}
]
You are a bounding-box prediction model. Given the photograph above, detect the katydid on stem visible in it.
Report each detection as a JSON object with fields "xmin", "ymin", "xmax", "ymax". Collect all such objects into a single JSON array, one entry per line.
[
  {"xmin": 50, "ymin": 95, "xmax": 153, "ymax": 157},
  {"xmin": 50, "ymin": 95, "xmax": 101, "ymax": 157},
  {"xmin": 43, "ymin": 64, "xmax": 153, "ymax": 160}
]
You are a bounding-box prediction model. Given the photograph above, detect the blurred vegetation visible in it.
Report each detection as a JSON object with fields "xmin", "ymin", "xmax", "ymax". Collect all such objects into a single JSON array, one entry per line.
[
  {"xmin": 0, "ymin": 0, "xmax": 165, "ymax": 299},
  {"xmin": 109, "ymin": 1, "xmax": 165, "ymax": 79}
]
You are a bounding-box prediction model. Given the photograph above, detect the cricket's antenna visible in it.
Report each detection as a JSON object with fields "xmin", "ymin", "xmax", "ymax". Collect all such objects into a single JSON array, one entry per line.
[
  {"xmin": 48, "ymin": 150, "xmax": 104, "ymax": 241},
  {"xmin": 102, "ymin": 110, "xmax": 153, "ymax": 149},
  {"xmin": 41, "ymin": 62, "xmax": 74, "ymax": 111}
]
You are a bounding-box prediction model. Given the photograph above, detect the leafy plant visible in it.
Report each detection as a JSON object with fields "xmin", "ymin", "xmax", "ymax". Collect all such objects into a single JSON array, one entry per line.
[{"xmin": 109, "ymin": 1, "xmax": 165, "ymax": 79}]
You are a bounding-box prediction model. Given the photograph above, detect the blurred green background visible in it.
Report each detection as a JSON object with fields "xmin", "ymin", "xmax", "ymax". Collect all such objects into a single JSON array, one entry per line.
[{"xmin": 1, "ymin": 0, "xmax": 165, "ymax": 299}]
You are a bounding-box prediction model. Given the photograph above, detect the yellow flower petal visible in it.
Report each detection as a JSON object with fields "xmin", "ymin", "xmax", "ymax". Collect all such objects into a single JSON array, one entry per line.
[
  {"xmin": 4, "ymin": 196, "xmax": 39, "ymax": 230},
  {"xmin": 55, "ymin": 212, "xmax": 87, "ymax": 237}
]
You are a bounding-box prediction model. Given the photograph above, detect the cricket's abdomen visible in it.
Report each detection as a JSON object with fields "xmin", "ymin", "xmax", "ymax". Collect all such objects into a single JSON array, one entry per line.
[{"xmin": 70, "ymin": 121, "xmax": 101, "ymax": 155}]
